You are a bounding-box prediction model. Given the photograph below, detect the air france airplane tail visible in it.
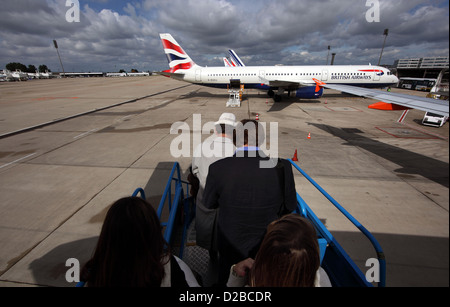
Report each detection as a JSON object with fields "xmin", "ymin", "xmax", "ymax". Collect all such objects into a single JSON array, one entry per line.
[
  {"xmin": 223, "ymin": 57, "xmax": 234, "ymax": 67},
  {"xmin": 228, "ymin": 50, "xmax": 245, "ymax": 67},
  {"xmin": 160, "ymin": 33, "xmax": 198, "ymax": 74}
]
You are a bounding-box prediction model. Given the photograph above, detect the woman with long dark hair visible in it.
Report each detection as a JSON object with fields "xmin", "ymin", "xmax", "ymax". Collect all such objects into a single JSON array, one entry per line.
[
  {"xmin": 80, "ymin": 197, "xmax": 199, "ymax": 287},
  {"xmin": 227, "ymin": 214, "xmax": 331, "ymax": 287}
]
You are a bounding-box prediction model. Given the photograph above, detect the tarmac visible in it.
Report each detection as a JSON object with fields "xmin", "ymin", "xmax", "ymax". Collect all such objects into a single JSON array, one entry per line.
[{"xmin": 0, "ymin": 76, "xmax": 448, "ymax": 287}]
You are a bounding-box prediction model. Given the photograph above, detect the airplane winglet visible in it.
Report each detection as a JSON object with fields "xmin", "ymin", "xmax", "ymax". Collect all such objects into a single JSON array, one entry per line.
[{"xmin": 312, "ymin": 78, "xmax": 326, "ymax": 93}]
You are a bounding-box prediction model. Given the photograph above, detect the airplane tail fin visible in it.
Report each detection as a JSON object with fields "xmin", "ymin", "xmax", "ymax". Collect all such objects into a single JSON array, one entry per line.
[
  {"xmin": 223, "ymin": 57, "xmax": 234, "ymax": 67},
  {"xmin": 159, "ymin": 34, "xmax": 197, "ymax": 73},
  {"xmin": 228, "ymin": 50, "xmax": 245, "ymax": 67}
]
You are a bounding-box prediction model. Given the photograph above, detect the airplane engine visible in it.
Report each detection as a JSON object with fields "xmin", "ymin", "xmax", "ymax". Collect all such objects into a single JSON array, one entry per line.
[{"xmin": 290, "ymin": 86, "xmax": 324, "ymax": 99}]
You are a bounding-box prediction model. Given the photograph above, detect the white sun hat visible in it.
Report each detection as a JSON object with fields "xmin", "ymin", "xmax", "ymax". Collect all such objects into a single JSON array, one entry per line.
[{"xmin": 215, "ymin": 113, "xmax": 237, "ymax": 127}]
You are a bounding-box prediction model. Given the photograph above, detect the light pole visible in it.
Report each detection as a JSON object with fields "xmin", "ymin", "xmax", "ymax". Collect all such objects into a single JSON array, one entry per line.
[
  {"xmin": 53, "ymin": 40, "xmax": 66, "ymax": 77},
  {"xmin": 378, "ymin": 29, "xmax": 389, "ymax": 66},
  {"xmin": 326, "ymin": 46, "xmax": 331, "ymax": 65},
  {"xmin": 331, "ymin": 53, "xmax": 336, "ymax": 65}
]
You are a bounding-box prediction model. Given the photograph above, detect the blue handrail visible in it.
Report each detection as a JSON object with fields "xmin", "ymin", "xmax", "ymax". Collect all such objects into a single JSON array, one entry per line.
[
  {"xmin": 131, "ymin": 187, "xmax": 146, "ymax": 199},
  {"xmin": 288, "ymin": 159, "xmax": 386, "ymax": 287},
  {"xmin": 155, "ymin": 162, "xmax": 192, "ymax": 245}
]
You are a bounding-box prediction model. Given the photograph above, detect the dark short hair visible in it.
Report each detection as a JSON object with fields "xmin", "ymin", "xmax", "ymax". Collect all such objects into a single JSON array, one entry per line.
[{"xmin": 235, "ymin": 119, "xmax": 265, "ymax": 147}]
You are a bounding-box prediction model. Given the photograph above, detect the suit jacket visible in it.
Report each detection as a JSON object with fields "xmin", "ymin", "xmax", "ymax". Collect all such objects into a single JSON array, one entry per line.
[{"xmin": 203, "ymin": 149, "xmax": 297, "ymax": 262}]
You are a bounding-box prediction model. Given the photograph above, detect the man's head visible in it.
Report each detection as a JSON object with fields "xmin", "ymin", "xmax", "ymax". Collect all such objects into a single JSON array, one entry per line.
[
  {"xmin": 235, "ymin": 119, "xmax": 265, "ymax": 147},
  {"xmin": 215, "ymin": 113, "xmax": 237, "ymax": 137}
]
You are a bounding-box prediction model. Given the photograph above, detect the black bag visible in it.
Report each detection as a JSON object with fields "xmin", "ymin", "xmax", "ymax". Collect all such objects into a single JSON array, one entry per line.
[
  {"xmin": 187, "ymin": 166, "xmax": 200, "ymax": 198},
  {"xmin": 275, "ymin": 158, "xmax": 291, "ymax": 217}
]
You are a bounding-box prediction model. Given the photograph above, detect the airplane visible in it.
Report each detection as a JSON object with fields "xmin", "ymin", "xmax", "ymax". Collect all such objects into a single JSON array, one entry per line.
[{"xmin": 159, "ymin": 33, "xmax": 448, "ymax": 117}]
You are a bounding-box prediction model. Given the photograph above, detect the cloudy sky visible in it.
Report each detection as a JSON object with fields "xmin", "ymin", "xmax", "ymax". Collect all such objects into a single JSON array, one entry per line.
[{"xmin": 0, "ymin": 0, "xmax": 448, "ymax": 72}]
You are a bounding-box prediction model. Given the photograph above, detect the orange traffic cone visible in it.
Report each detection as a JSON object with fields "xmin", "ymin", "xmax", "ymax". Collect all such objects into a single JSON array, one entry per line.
[
  {"xmin": 307, "ymin": 133, "xmax": 311, "ymax": 139},
  {"xmin": 256, "ymin": 113, "xmax": 259, "ymax": 120},
  {"xmin": 292, "ymin": 149, "xmax": 298, "ymax": 161}
]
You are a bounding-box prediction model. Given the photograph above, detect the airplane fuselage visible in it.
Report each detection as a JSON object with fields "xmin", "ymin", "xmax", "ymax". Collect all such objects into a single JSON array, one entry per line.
[
  {"xmin": 160, "ymin": 33, "xmax": 400, "ymax": 101},
  {"xmin": 171, "ymin": 65, "xmax": 398, "ymax": 90}
]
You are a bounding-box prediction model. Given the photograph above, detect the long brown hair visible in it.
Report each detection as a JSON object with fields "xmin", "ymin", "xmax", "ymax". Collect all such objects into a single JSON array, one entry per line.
[
  {"xmin": 81, "ymin": 197, "xmax": 169, "ymax": 287},
  {"xmin": 249, "ymin": 214, "xmax": 320, "ymax": 287}
]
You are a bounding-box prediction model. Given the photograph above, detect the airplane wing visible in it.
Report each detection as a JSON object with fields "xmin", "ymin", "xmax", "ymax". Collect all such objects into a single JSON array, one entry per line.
[
  {"xmin": 317, "ymin": 82, "xmax": 449, "ymax": 117},
  {"xmin": 154, "ymin": 70, "xmax": 185, "ymax": 79}
]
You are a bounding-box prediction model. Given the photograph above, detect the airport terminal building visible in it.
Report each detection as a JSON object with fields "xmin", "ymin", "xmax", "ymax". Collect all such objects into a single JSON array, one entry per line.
[{"xmin": 394, "ymin": 56, "xmax": 449, "ymax": 79}]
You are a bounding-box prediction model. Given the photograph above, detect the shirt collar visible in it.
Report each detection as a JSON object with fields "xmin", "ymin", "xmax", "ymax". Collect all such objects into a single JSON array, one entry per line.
[{"xmin": 235, "ymin": 146, "xmax": 260, "ymax": 152}]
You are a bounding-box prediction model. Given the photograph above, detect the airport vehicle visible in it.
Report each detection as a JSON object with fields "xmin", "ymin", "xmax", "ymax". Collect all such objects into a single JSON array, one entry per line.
[
  {"xmin": 398, "ymin": 77, "xmax": 437, "ymax": 91},
  {"xmin": 422, "ymin": 112, "xmax": 448, "ymax": 127},
  {"xmin": 76, "ymin": 160, "xmax": 385, "ymax": 287},
  {"xmin": 159, "ymin": 34, "xmax": 448, "ymax": 117}
]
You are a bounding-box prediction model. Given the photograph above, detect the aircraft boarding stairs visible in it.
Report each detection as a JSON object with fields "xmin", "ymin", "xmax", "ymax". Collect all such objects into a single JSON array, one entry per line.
[
  {"xmin": 77, "ymin": 161, "xmax": 385, "ymax": 287},
  {"xmin": 226, "ymin": 79, "xmax": 244, "ymax": 107}
]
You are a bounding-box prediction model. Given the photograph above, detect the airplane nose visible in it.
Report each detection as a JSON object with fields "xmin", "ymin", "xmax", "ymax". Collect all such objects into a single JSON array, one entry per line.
[{"xmin": 393, "ymin": 75, "xmax": 399, "ymax": 83}]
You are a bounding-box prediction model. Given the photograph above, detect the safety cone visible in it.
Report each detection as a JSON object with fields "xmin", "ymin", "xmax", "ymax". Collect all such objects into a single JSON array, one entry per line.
[
  {"xmin": 292, "ymin": 149, "xmax": 298, "ymax": 161},
  {"xmin": 307, "ymin": 132, "xmax": 311, "ymax": 139},
  {"xmin": 256, "ymin": 113, "xmax": 259, "ymax": 120}
]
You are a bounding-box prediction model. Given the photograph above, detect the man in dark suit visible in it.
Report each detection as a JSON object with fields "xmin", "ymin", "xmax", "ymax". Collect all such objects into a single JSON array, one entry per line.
[{"xmin": 203, "ymin": 119, "xmax": 297, "ymax": 285}]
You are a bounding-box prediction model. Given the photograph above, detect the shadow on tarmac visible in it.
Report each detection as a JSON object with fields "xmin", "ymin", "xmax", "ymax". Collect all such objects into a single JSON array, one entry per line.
[
  {"xmin": 309, "ymin": 123, "xmax": 449, "ymax": 188},
  {"xmin": 28, "ymin": 161, "xmax": 191, "ymax": 287}
]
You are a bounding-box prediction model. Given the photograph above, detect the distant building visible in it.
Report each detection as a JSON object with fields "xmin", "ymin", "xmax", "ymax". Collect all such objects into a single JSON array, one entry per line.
[
  {"xmin": 395, "ymin": 58, "xmax": 422, "ymax": 69},
  {"xmin": 60, "ymin": 72, "xmax": 105, "ymax": 78},
  {"xmin": 420, "ymin": 57, "xmax": 449, "ymax": 69},
  {"xmin": 394, "ymin": 56, "xmax": 449, "ymax": 78}
]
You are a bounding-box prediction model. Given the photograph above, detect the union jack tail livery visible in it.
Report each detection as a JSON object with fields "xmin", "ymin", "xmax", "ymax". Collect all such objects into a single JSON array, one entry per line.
[{"xmin": 160, "ymin": 33, "xmax": 197, "ymax": 74}]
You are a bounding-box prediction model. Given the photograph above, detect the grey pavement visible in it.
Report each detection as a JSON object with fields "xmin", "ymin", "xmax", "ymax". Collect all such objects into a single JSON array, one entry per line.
[{"xmin": 0, "ymin": 76, "xmax": 448, "ymax": 287}]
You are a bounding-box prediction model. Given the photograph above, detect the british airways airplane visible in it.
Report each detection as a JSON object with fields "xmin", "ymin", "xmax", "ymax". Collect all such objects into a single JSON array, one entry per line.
[{"xmin": 160, "ymin": 33, "xmax": 448, "ymax": 117}]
